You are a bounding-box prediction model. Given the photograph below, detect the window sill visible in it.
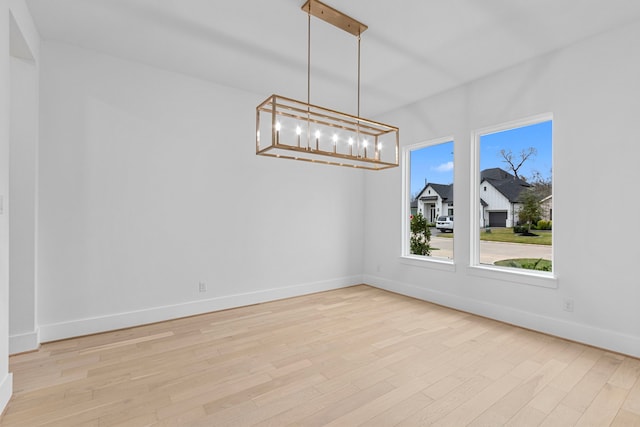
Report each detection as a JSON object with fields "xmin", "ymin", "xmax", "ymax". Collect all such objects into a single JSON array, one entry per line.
[
  {"xmin": 399, "ymin": 255, "xmax": 456, "ymax": 272},
  {"xmin": 466, "ymin": 265, "xmax": 558, "ymax": 289}
]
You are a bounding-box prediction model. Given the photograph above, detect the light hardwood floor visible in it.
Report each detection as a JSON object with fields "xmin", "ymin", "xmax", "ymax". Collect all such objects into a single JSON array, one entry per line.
[{"xmin": 3, "ymin": 285, "xmax": 640, "ymax": 426}]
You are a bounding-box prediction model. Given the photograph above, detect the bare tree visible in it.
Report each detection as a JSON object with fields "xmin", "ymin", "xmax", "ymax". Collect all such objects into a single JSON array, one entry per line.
[
  {"xmin": 529, "ymin": 169, "xmax": 552, "ymax": 199},
  {"xmin": 499, "ymin": 147, "xmax": 537, "ymax": 180}
]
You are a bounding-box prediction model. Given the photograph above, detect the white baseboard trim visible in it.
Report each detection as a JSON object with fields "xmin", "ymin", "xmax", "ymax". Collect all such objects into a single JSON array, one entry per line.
[
  {"xmin": 9, "ymin": 329, "xmax": 40, "ymax": 354},
  {"xmin": 0, "ymin": 373, "xmax": 12, "ymax": 419},
  {"xmin": 39, "ymin": 276, "xmax": 362, "ymax": 343},
  {"xmin": 364, "ymin": 275, "xmax": 640, "ymax": 359}
]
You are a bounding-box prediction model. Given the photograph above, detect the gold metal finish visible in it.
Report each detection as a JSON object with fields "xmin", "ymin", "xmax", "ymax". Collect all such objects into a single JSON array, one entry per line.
[
  {"xmin": 257, "ymin": 95, "xmax": 399, "ymax": 170},
  {"xmin": 301, "ymin": 0, "xmax": 367, "ymax": 36},
  {"xmin": 256, "ymin": 0, "xmax": 398, "ymax": 170}
]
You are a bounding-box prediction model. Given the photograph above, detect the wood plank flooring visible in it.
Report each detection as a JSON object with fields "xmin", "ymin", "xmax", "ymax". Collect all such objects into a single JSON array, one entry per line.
[{"xmin": 3, "ymin": 285, "xmax": 640, "ymax": 426}]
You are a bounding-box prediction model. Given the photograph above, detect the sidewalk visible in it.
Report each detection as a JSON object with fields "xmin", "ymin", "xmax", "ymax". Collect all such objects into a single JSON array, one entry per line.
[
  {"xmin": 479, "ymin": 240, "xmax": 551, "ymax": 265},
  {"xmin": 429, "ymin": 237, "xmax": 551, "ymax": 264}
]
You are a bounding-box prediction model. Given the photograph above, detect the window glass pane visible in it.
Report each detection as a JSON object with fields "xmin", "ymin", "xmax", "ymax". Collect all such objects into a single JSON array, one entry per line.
[
  {"xmin": 408, "ymin": 140, "xmax": 454, "ymax": 260},
  {"xmin": 478, "ymin": 120, "xmax": 552, "ymax": 272}
]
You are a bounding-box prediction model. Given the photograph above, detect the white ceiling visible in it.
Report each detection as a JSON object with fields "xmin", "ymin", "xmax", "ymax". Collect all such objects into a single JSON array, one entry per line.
[{"xmin": 25, "ymin": 0, "xmax": 640, "ymax": 117}]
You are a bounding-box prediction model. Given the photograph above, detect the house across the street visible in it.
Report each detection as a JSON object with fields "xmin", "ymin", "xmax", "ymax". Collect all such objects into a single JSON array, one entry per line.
[
  {"xmin": 415, "ymin": 182, "xmax": 454, "ymax": 223},
  {"xmin": 414, "ymin": 167, "xmax": 537, "ymax": 227}
]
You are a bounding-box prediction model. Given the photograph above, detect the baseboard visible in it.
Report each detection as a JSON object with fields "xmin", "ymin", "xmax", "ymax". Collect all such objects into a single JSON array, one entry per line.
[
  {"xmin": 364, "ymin": 275, "xmax": 640, "ymax": 359},
  {"xmin": 39, "ymin": 276, "xmax": 362, "ymax": 343},
  {"xmin": 9, "ymin": 329, "xmax": 39, "ymax": 354},
  {"xmin": 0, "ymin": 373, "xmax": 12, "ymax": 419}
]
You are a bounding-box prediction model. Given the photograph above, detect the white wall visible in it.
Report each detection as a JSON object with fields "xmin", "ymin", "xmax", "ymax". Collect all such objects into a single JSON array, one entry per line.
[
  {"xmin": 365, "ymin": 21, "xmax": 640, "ymax": 357},
  {"xmin": 0, "ymin": 0, "xmax": 13, "ymax": 416},
  {"xmin": 8, "ymin": 0, "xmax": 39, "ymax": 353},
  {"xmin": 9, "ymin": 54, "xmax": 38, "ymax": 354},
  {"xmin": 37, "ymin": 41, "xmax": 364, "ymax": 341},
  {"xmin": 2, "ymin": 0, "xmax": 40, "ymax": 413}
]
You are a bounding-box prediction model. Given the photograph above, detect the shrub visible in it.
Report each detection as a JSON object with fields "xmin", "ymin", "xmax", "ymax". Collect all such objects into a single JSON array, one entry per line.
[
  {"xmin": 513, "ymin": 225, "xmax": 528, "ymax": 234},
  {"xmin": 410, "ymin": 212, "xmax": 431, "ymax": 256},
  {"xmin": 537, "ymin": 219, "xmax": 552, "ymax": 230},
  {"xmin": 495, "ymin": 258, "xmax": 552, "ymax": 271},
  {"xmin": 520, "ymin": 258, "xmax": 552, "ymax": 271}
]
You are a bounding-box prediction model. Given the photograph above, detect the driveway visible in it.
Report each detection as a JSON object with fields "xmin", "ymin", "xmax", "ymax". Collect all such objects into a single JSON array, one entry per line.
[{"xmin": 429, "ymin": 236, "xmax": 551, "ymax": 264}]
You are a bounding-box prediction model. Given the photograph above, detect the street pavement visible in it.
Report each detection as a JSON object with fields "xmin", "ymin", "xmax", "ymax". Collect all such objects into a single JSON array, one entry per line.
[{"xmin": 429, "ymin": 235, "xmax": 551, "ymax": 264}]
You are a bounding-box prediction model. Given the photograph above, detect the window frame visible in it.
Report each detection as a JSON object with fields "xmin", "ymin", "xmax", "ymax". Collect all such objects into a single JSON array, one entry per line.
[
  {"xmin": 401, "ymin": 136, "xmax": 456, "ymax": 271},
  {"xmin": 469, "ymin": 113, "xmax": 557, "ymax": 288}
]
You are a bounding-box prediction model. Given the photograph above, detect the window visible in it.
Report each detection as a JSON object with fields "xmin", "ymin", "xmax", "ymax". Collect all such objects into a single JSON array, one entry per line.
[
  {"xmin": 403, "ymin": 137, "xmax": 454, "ymax": 262},
  {"xmin": 472, "ymin": 115, "xmax": 553, "ymax": 277}
]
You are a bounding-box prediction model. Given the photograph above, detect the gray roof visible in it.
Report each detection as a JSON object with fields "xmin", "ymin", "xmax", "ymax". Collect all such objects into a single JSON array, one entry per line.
[
  {"xmin": 430, "ymin": 183, "xmax": 454, "ymax": 203},
  {"xmin": 417, "ymin": 182, "xmax": 454, "ymax": 204},
  {"xmin": 416, "ymin": 168, "xmax": 528, "ymax": 205},
  {"xmin": 481, "ymin": 167, "xmax": 514, "ymax": 181},
  {"xmin": 481, "ymin": 168, "xmax": 531, "ymax": 202}
]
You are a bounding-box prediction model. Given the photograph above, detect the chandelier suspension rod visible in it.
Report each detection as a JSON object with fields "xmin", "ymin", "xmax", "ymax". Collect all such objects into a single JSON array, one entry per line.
[
  {"xmin": 307, "ymin": 7, "xmax": 311, "ymax": 149},
  {"xmin": 307, "ymin": 8, "xmax": 311, "ymax": 107},
  {"xmin": 357, "ymin": 34, "xmax": 361, "ymax": 118},
  {"xmin": 305, "ymin": 1, "xmax": 362, "ymax": 119}
]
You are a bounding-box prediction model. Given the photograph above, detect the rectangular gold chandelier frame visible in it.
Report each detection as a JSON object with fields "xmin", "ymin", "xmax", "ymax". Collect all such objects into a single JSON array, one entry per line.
[
  {"xmin": 255, "ymin": 0, "xmax": 400, "ymax": 170},
  {"xmin": 256, "ymin": 95, "xmax": 399, "ymax": 170}
]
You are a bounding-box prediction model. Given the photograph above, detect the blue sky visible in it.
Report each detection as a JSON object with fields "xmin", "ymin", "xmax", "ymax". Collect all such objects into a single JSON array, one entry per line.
[
  {"xmin": 410, "ymin": 141, "xmax": 454, "ymax": 195},
  {"xmin": 410, "ymin": 120, "xmax": 552, "ymax": 196}
]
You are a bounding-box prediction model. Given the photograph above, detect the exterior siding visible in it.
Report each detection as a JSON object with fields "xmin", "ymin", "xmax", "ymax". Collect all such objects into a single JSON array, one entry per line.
[
  {"xmin": 416, "ymin": 185, "xmax": 451, "ymax": 223},
  {"xmin": 480, "ymin": 181, "xmax": 521, "ymax": 227},
  {"xmin": 540, "ymin": 195, "xmax": 552, "ymax": 221}
]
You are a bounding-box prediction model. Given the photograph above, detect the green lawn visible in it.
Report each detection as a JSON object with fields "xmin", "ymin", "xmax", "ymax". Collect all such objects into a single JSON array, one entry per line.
[
  {"xmin": 494, "ymin": 258, "xmax": 552, "ymax": 271},
  {"xmin": 434, "ymin": 227, "xmax": 552, "ymax": 245}
]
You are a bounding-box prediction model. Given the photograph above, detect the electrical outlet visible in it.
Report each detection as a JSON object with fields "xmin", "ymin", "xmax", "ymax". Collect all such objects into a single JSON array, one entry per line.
[
  {"xmin": 198, "ymin": 282, "xmax": 207, "ymax": 293},
  {"xmin": 562, "ymin": 298, "xmax": 574, "ymax": 312}
]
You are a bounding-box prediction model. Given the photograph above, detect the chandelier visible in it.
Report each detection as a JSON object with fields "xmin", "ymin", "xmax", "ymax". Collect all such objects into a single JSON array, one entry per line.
[{"xmin": 256, "ymin": 0, "xmax": 399, "ymax": 170}]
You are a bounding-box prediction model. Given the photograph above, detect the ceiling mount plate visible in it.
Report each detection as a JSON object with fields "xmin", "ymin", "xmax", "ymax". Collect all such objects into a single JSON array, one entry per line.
[{"xmin": 301, "ymin": 0, "xmax": 368, "ymax": 37}]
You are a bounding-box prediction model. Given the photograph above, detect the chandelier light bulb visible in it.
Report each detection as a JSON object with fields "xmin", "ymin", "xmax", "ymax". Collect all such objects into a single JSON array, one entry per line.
[{"xmin": 275, "ymin": 122, "xmax": 281, "ymax": 144}]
